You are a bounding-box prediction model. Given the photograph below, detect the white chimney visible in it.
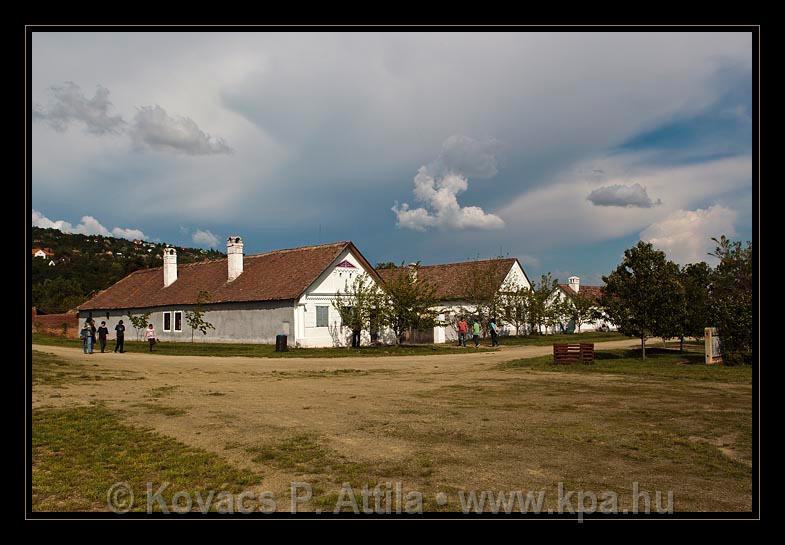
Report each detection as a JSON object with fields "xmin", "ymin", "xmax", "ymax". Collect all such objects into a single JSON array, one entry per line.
[
  {"xmin": 163, "ymin": 246, "xmax": 177, "ymax": 287},
  {"xmin": 568, "ymin": 275, "xmax": 580, "ymax": 293},
  {"xmin": 227, "ymin": 236, "xmax": 244, "ymax": 281}
]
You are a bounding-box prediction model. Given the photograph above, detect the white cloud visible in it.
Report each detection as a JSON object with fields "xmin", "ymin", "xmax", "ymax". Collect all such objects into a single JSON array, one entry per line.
[
  {"xmin": 192, "ymin": 229, "xmax": 219, "ymax": 248},
  {"xmin": 31, "ymin": 209, "xmax": 147, "ymax": 241},
  {"xmin": 640, "ymin": 205, "xmax": 737, "ymax": 265},
  {"xmin": 496, "ymin": 154, "xmax": 751, "ymax": 253},
  {"xmin": 393, "ymin": 136, "xmax": 506, "ymax": 231},
  {"xmin": 130, "ymin": 105, "xmax": 233, "ymax": 155},
  {"xmin": 587, "ymin": 183, "xmax": 661, "ymax": 208}
]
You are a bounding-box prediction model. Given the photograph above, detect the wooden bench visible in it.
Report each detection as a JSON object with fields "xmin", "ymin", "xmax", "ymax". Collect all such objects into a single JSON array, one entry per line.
[{"xmin": 553, "ymin": 343, "xmax": 595, "ymax": 364}]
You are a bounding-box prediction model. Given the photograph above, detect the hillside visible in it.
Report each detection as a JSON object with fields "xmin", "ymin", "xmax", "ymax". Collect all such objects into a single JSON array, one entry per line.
[{"xmin": 31, "ymin": 227, "xmax": 225, "ymax": 313}]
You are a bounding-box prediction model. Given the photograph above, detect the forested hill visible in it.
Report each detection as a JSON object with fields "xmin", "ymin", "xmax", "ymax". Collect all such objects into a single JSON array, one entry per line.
[{"xmin": 31, "ymin": 227, "xmax": 225, "ymax": 313}]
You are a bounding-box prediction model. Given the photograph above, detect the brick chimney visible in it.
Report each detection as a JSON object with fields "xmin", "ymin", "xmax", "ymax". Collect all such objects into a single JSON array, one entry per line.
[
  {"xmin": 163, "ymin": 246, "xmax": 177, "ymax": 287},
  {"xmin": 227, "ymin": 236, "xmax": 244, "ymax": 281},
  {"xmin": 568, "ymin": 275, "xmax": 580, "ymax": 293}
]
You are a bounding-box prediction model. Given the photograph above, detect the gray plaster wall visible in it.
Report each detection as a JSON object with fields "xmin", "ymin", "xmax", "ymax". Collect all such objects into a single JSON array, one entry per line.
[{"xmin": 78, "ymin": 300, "xmax": 295, "ymax": 344}]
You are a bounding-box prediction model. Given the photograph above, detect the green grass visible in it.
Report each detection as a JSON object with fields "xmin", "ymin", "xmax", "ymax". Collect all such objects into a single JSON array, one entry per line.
[
  {"xmin": 32, "ymin": 333, "xmax": 495, "ymax": 358},
  {"xmin": 32, "ymin": 349, "xmax": 145, "ymax": 386},
  {"xmin": 501, "ymin": 347, "xmax": 752, "ymax": 383},
  {"xmin": 497, "ymin": 331, "xmax": 625, "ymax": 346},
  {"xmin": 32, "ymin": 405, "xmax": 259, "ymax": 512}
]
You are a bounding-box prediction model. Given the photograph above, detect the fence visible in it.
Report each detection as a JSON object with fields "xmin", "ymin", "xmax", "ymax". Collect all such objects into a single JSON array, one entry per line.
[{"xmin": 552, "ymin": 343, "xmax": 595, "ymax": 364}]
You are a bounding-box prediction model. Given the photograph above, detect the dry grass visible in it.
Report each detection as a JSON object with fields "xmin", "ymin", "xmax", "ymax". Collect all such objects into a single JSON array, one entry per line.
[{"xmin": 31, "ymin": 340, "xmax": 752, "ymax": 513}]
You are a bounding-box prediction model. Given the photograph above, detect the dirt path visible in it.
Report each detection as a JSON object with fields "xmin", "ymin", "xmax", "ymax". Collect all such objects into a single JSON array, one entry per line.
[{"xmin": 32, "ymin": 337, "xmax": 648, "ymax": 373}]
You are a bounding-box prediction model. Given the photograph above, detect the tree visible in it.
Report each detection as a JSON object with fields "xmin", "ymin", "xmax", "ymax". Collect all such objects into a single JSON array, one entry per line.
[
  {"xmin": 185, "ymin": 290, "xmax": 215, "ymax": 342},
  {"xmin": 600, "ymin": 241, "xmax": 681, "ymax": 360},
  {"xmin": 127, "ymin": 311, "xmax": 151, "ymax": 341},
  {"xmin": 381, "ymin": 264, "xmax": 440, "ymax": 345},
  {"xmin": 332, "ymin": 273, "xmax": 385, "ymax": 347},
  {"xmin": 675, "ymin": 262, "xmax": 712, "ymax": 351},
  {"xmin": 499, "ymin": 280, "xmax": 529, "ymax": 336},
  {"xmin": 457, "ymin": 258, "xmax": 513, "ymax": 335},
  {"xmin": 563, "ymin": 291, "xmax": 601, "ymax": 334},
  {"xmin": 708, "ymin": 236, "xmax": 752, "ymax": 364},
  {"xmin": 528, "ymin": 273, "xmax": 559, "ymax": 334}
]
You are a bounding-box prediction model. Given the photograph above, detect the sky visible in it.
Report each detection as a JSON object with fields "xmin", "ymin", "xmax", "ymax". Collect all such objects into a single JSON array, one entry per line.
[{"xmin": 31, "ymin": 32, "xmax": 753, "ymax": 285}]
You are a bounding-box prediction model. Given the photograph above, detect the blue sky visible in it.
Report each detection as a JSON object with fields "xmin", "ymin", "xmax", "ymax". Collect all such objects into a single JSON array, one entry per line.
[{"xmin": 31, "ymin": 32, "xmax": 753, "ymax": 285}]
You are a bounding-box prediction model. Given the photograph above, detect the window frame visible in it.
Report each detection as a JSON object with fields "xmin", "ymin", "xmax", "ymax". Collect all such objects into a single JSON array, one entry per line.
[
  {"xmin": 162, "ymin": 311, "xmax": 172, "ymax": 332},
  {"xmin": 315, "ymin": 305, "xmax": 329, "ymax": 328},
  {"xmin": 173, "ymin": 311, "xmax": 183, "ymax": 332}
]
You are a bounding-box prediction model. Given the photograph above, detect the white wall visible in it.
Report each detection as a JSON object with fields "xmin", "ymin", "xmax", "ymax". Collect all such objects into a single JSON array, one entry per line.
[{"xmin": 296, "ymin": 248, "xmax": 383, "ymax": 347}]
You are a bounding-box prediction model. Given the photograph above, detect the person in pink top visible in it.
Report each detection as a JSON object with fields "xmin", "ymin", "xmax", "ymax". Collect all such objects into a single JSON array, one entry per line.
[
  {"xmin": 457, "ymin": 317, "xmax": 469, "ymax": 347},
  {"xmin": 145, "ymin": 323, "xmax": 158, "ymax": 352}
]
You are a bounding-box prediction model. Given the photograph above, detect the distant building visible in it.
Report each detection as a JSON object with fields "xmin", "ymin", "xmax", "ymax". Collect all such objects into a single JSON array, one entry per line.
[
  {"xmin": 32, "ymin": 247, "xmax": 55, "ymax": 259},
  {"xmin": 547, "ymin": 276, "xmax": 616, "ymax": 333}
]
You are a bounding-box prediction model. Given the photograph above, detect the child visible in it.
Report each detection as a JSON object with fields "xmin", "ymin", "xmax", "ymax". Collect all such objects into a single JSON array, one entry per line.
[{"xmin": 145, "ymin": 323, "xmax": 157, "ymax": 352}]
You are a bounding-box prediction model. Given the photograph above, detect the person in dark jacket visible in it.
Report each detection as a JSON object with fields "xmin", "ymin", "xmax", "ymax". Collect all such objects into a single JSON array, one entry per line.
[
  {"xmin": 114, "ymin": 320, "xmax": 126, "ymax": 353},
  {"xmin": 97, "ymin": 321, "xmax": 109, "ymax": 353}
]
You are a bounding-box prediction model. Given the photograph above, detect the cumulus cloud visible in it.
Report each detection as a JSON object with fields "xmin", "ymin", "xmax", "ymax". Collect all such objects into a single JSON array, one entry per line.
[
  {"xmin": 640, "ymin": 205, "xmax": 737, "ymax": 265},
  {"xmin": 31, "ymin": 209, "xmax": 147, "ymax": 241},
  {"xmin": 192, "ymin": 229, "xmax": 219, "ymax": 248},
  {"xmin": 130, "ymin": 105, "xmax": 233, "ymax": 155},
  {"xmin": 392, "ymin": 136, "xmax": 505, "ymax": 231},
  {"xmin": 587, "ymin": 183, "xmax": 662, "ymax": 208},
  {"xmin": 32, "ymin": 82, "xmax": 232, "ymax": 156},
  {"xmin": 31, "ymin": 82, "xmax": 125, "ymax": 135}
]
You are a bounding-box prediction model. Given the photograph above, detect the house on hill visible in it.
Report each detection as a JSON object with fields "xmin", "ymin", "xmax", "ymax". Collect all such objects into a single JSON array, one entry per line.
[
  {"xmin": 547, "ymin": 276, "xmax": 616, "ymax": 333},
  {"xmin": 32, "ymin": 247, "xmax": 55, "ymax": 259},
  {"xmin": 377, "ymin": 258, "xmax": 531, "ymax": 343},
  {"xmin": 77, "ymin": 237, "xmax": 383, "ymax": 347}
]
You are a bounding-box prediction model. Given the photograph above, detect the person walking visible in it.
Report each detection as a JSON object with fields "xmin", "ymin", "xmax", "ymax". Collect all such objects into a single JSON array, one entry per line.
[
  {"xmin": 457, "ymin": 316, "xmax": 468, "ymax": 347},
  {"xmin": 97, "ymin": 321, "xmax": 109, "ymax": 353},
  {"xmin": 472, "ymin": 318, "xmax": 481, "ymax": 348},
  {"xmin": 80, "ymin": 321, "xmax": 94, "ymax": 354},
  {"xmin": 489, "ymin": 317, "xmax": 499, "ymax": 347},
  {"xmin": 114, "ymin": 320, "xmax": 126, "ymax": 353},
  {"xmin": 145, "ymin": 323, "xmax": 157, "ymax": 352}
]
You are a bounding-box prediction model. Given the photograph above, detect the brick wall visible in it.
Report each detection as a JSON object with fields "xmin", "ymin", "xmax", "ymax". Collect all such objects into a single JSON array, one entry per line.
[{"xmin": 32, "ymin": 310, "xmax": 79, "ymax": 337}]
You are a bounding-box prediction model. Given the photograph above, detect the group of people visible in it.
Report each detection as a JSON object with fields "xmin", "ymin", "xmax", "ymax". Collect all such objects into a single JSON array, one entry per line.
[
  {"xmin": 456, "ymin": 316, "xmax": 500, "ymax": 348},
  {"xmin": 79, "ymin": 320, "xmax": 160, "ymax": 354}
]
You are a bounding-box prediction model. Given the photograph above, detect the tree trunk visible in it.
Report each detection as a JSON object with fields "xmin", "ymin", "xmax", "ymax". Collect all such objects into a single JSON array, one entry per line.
[
  {"xmin": 641, "ymin": 336, "xmax": 646, "ymax": 360},
  {"xmin": 679, "ymin": 336, "xmax": 684, "ymax": 352}
]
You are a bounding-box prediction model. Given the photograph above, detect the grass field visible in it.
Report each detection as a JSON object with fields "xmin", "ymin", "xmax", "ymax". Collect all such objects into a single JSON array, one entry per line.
[{"xmin": 31, "ymin": 341, "xmax": 752, "ymax": 514}]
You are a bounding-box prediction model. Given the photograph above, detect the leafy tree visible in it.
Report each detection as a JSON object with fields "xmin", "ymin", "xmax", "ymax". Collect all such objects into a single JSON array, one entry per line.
[
  {"xmin": 675, "ymin": 262, "xmax": 712, "ymax": 351},
  {"xmin": 185, "ymin": 290, "xmax": 216, "ymax": 342},
  {"xmin": 528, "ymin": 273, "xmax": 559, "ymax": 334},
  {"xmin": 563, "ymin": 291, "xmax": 601, "ymax": 334},
  {"xmin": 381, "ymin": 263, "xmax": 440, "ymax": 345},
  {"xmin": 127, "ymin": 311, "xmax": 151, "ymax": 341},
  {"xmin": 600, "ymin": 241, "xmax": 681, "ymax": 359},
  {"xmin": 375, "ymin": 261, "xmax": 398, "ymax": 270},
  {"xmin": 457, "ymin": 258, "xmax": 512, "ymax": 335},
  {"xmin": 332, "ymin": 273, "xmax": 386, "ymax": 347},
  {"xmin": 708, "ymin": 236, "xmax": 753, "ymax": 364},
  {"xmin": 499, "ymin": 280, "xmax": 530, "ymax": 336}
]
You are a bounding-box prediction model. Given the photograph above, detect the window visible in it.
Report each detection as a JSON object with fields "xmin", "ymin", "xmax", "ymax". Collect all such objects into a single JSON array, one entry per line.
[
  {"xmin": 316, "ymin": 306, "xmax": 329, "ymax": 327},
  {"xmin": 174, "ymin": 311, "xmax": 182, "ymax": 332},
  {"xmin": 163, "ymin": 312, "xmax": 172, "ymax": 332}
]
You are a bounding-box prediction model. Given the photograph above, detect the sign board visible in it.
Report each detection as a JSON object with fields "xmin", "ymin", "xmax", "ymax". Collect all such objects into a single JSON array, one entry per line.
[{"xmin": 704, "ymin": 327, "xmax": 722, "ymax": 365}]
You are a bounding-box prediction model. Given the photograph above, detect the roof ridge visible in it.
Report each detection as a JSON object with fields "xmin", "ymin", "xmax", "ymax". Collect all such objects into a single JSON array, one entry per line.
[{"xmin": 418, "ymin": 257, "xmax": 516, "ymax": 268}]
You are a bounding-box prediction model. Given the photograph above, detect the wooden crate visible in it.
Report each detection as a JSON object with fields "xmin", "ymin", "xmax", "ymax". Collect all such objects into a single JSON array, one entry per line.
[{"xmin": 553, "ymin": 343, "xmax": 594, "ymax": 364}]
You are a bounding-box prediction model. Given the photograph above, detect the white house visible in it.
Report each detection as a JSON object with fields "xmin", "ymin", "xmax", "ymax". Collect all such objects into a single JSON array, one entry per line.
[
  {"xmin": 77, "ymin": 237, "xmax": 385, "ymax": 347},
  {"xmin": 377, "ymin": 258, "xmax": 532, "ymax": 343},
  {"xmin": 546, "ymin": 275, "xmax": 616, "ymax": 334}
]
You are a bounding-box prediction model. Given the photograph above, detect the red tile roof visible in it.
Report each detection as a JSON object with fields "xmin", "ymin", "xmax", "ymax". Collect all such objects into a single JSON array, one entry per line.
[
  {"xmin": 78, "ymin": 241, "xmax": 378, "ymax": 311},
  {"xmin": 377, "ymin": 258, "xmax": 521, "ymax": 301},
  {"xmin": 557, "ymin": 284, "xmax": 604, "ymax": 302}
]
